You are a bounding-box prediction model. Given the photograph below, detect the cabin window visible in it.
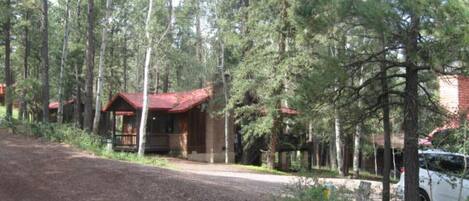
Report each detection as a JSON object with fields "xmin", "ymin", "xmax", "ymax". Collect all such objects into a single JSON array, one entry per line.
[{"xmin": 147, "ymin": 114, "xmax": 179, "ymax": 134}]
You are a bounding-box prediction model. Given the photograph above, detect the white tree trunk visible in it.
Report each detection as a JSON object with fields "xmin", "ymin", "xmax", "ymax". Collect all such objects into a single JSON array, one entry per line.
[
  {"xmin": 92, "ymin": 0, "xmax": 113, "ymax": 134},
  {"xmin": 353, "ymin": 122, "xmax": 361, "ymax": 176},
  {"xmin": 334, "ymin": 107, "xmax": 344, "ymax": 176},
  {"xmin": 330, "ymin": 130, "xmax": 337, "ymax": 169},
  {"xmin": 218, "ymin": 40, "xmax": 230, "ymax": 164},
  {"xmin": 57, "ymin": 0, "xmax": 71, "ymax": 124},
  {"xmin": 138, "ymin": 0, "xmax": 154, "ymax": 157},
  {"xmin": 308, "ymin": 121, "xmax": 315, "ymax": 168},
  {"xmin": 392, "ymin": 148, "xmax": 397, "ymax": 179},
  {"xmin": 353, "ymin": 72, "xmax": 364, "ymax": 177},
  {"xmin": 372, "ymin": 133, "xmax": 378, "ymax": 176}
]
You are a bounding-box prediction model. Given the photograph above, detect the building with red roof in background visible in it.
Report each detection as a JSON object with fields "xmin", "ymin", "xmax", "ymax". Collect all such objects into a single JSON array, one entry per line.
[
  {"xmin": 104, "ymin": 84, "xmax": 298, "ymax": 163},
  {"xmin": 104, "ymin": 86, "xmax": 236, "ymax": 163},
  {"xmin": 0, "ymin": 84, "xmax": 6, "ymax": 105},
  {"xmin": 426, "ymin": 75, "xmax": 469, "ymax": 145}
]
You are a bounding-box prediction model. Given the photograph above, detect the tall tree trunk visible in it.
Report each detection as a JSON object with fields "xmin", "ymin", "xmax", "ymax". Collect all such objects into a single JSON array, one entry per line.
[
  {"xmin": 266, "ymin": 125, "xmax": 279, "ymax": 169},
  {"xmin": 266, "ymin": 0, "xmax": 288, "ymax": 170},
  {"xmin": 381, "ymin": 33, "xmax": 392, "ymax": 201},
  {"xmin": 334, "ymin": 106, "xmax": 344, "ymax": 176},
  {"xmin": 219, "ymin": 40, "xmax": 230, "ymax": 164},
  {"xmin": 74, "ymin": 63, "xmax": 82, "ymax": 127},
  {"xmin": 240, "ymin": 0, "xmax": 250, "ymax": 58},
  {"xmin": 314, "ymin": 137, "xmax": 320, "ymax": 168},
  {"xmin": 214, "ymin": 0, "xmax": 230, "ymax": 164},
  {"xmin": 195, "ymin": 0, "xmax": 202, "ymax": 63},
  {"xmin": 154, "ymin": 62, "xmax": 160, "ymax": 93},
  {"xmin": 330, "ymin": 132, "xmax": 337, "ymax": 170},
  {"xmin": 308, "ymin": 121, "xmax": 316, "ymax": 168},
  {"xmin": 74, "ymin": 0, "xmax": 83, "ymax": 128},
  {"xmin": 41, "ymin": 0, "xmax": 50, "ymax": 123},
  {"xmin": 58, "ymin": 0, "xmax": 72, "ymax": 124},
  {"xmin": 20, "ymin": 11, "xmax": 30, "ymax": 121},
  {"xmin": 194, "ymin": 0, "xmax": 204, "ymax": 87},
  {"xmin": 372, "ymin": 132, "xmax": 378, "ymax": 175},
  {"xmin": 353, "ymin": 68, "xmax": 364, "ymax": 178},
  {"xmin": 353, "ymin": 125, "xmax": 361, "ymax": 177},
  {"xmin": 84, "ymin": 0, "xmax": 95, "ymax": 131},
  {"xmin": 3, "ymin": 0, "xmax": 12, "ymax": 120},
  {"xmin": 92, "ymin": 0, "xmax": 113, "ymax": 135},
  {"xmin": 403, "ymin": 14, "xmax": 420, "ymax": 201},
  {"xmin": 123, "ymin": 30, "xmax": 128, "ymax": 92},
  {"xmin": 392, "ymin": 148, "xmax": 397, "ymax": 180},
  {"xmin": 138, "ymin": 0, "xmax": 154, "ymax": 157},
  {"xmin": 162, "ymin": 0, "xmax": 173, "ymax": 93}
]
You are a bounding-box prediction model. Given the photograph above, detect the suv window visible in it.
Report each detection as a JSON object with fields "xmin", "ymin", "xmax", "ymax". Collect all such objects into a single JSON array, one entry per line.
[{"xmin": 420, "ymin": 153, "xmax": 469, "ymax": 178}]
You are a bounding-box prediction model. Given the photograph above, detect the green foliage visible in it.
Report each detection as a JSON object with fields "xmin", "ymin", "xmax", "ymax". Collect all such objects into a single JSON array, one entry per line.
[
  {"xmin": 236, "ymin": 164, "xmax": 290, "ymax": 175},
  {"xmin": 280, "ymin": 177, "xmax": 352, "ymax": 201},
  {"xmin": 0, "ymin": 105, "xmax": 19, "ymax": 120},
  {"xmin": 433, "ymin": 120, "xmax": 469, "ymax": 154}
]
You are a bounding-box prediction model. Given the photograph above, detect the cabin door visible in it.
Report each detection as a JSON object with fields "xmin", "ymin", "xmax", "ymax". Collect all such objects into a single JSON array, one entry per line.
[{"xmin": 121, "ymin": 116, "xmax": 137, "ymax": 146}]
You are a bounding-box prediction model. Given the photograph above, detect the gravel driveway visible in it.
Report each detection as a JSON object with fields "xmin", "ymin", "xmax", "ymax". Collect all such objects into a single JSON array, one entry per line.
[{"xmin": 0, "ymin": 131, "xmax": 283, "ymax": 201}]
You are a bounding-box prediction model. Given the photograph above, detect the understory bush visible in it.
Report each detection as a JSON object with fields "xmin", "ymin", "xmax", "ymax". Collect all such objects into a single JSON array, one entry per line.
[{"xmin": 280, "ymin": 177, "xmax": 352, "ymax": 201}]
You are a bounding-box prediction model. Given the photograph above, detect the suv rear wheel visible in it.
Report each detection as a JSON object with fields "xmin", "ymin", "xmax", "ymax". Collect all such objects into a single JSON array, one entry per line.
[{"xmin": 419, "ymin": 189, "xmax": 430, "ymax": 201}]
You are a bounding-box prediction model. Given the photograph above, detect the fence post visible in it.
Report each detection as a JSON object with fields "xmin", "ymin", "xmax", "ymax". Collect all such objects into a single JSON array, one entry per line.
[{"xmin": 355, "ymin": 181, "xmax": 371, "ymax": 201}]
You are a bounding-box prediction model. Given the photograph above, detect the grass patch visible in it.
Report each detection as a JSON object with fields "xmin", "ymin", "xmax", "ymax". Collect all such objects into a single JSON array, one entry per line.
[
  {"xmin": 6, "ymin": 120, "xmax": 167, "ymax": 168},
  {"xmin": 295, "ymin": 168, "xmax": 340, "ymax": 178},
  {"xmin": 236, "ymin": 164, "xmax": 291, "ymax": 175},
  {"xmin": 294, "ymin": 167, "xmax": 398, "ymax": 183},
  {"xmin": 0, "ymin": 105, "xmax": 19, "ymax": 119}
]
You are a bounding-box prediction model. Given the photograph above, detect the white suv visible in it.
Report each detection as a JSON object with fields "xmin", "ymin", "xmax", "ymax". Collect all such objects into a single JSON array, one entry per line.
[{"xmin": 397, "ymin": 149, "xmax": 469, "ymax": 201}]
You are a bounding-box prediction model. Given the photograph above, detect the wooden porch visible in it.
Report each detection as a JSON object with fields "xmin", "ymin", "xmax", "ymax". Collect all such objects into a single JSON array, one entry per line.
[
  {"xmin": 109, "ymin": 109, "xmax": 191, "ymax": 153},
  {"xmin": 113, "ymin": 132, "xmax": 187, "ymax": 152}
]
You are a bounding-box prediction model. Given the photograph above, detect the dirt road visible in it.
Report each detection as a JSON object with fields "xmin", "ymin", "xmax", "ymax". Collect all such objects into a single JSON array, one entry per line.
[{"xmin": 0, "ymin": 131, "xmax": 283, "ymax": 201}]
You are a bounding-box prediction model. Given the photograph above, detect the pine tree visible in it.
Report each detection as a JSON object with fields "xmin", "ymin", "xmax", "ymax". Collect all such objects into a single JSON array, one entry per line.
[
  {"xmin": 57, "ymin": 0, "xmax": 72, "ymax": 124},
  {"xmin": 3, "ymin": 0, "xmax": 12, "ymax": 120},
  {"xmin": 92, "ymin": 0, "xmax": 113, "ymax": 134},
  {"xmin": 40, "ymin": 0, "xmax": 50, "ymax": 123},
  {"xmin": 83, "ymin": 0, "xmax": 95, "ymax": 131}
]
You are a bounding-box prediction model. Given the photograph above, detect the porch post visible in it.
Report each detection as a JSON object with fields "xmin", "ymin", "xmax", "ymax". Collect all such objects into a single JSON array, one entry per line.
[
  {"xmin": 136, "ymin": 109, "xmax": 141, "ymax": 152},
  {"xmin": 112, "ymin": 111, "xmax": 116, "ymax": 147}
]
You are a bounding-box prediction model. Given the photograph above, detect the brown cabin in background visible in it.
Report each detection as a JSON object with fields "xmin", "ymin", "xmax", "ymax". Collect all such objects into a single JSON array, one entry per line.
[
  {"xmin": 0, "ymin": 84, "xmax": 5, "ymax": 105},
  {"xmin": 48, "ymin": 99, "xmax": 110, "ymax": 135},
  {"xmin": 104, "ymin": 86, "xmax": 236, "ymax": 163},
  {"xmin": 48, "ymin": 99, "xmax": 79, "ymax": 122}
]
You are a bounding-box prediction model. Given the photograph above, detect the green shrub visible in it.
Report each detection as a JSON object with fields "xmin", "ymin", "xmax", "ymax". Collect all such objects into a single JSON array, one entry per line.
[{"xmin": 281, "ymin": 177, "xmax": 352, "ymax": 201}]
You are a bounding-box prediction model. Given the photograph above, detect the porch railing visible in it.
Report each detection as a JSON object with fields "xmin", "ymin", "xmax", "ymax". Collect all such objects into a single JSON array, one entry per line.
[
  {"xmin": 113, "ymin": 132, "xmax": 170, "ymax": 151},
  {"xmin": 113, "ymin": 132, "xmax": 137, "ymax": 148}
]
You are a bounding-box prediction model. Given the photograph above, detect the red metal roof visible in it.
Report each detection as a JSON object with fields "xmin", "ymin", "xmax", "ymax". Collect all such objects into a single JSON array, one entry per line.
[
  {"xmin": 104, "ymin": 87, "xmax": 299, "ymax": 115},
  {"xmin": 281, "ymin": 107, "xmax": 299, "ymax": 115},
  {"xmin": 104, "ymin": 87, "xmax": 212, "ymax": 113},
  {"xmin": 260, "ymin": 107, "xmax": 299, "ymax": 116},
  {"xmin": 49, "ymin": 99, "xmax": 76, "ymax": 109}
]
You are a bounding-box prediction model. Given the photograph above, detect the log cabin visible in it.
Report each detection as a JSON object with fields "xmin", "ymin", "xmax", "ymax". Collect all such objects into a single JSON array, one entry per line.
[
  {"xmin": 48, "ymin": 99, "xmax": 78, "ymax": 122},
  {"xmin": 103, "ymin": 86, "xmax": 236, "ymax": 163},
  {"xmin": 49, "ymin": 99, "xmax": 110, "ymax": 135}
]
